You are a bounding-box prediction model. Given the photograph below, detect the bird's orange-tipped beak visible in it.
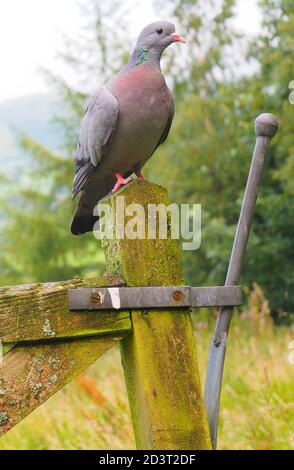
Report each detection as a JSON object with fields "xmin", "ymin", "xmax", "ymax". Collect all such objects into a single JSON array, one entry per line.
[{"xmin": 170, "ymin": 33, "xmax": 186, "ymax": 43}]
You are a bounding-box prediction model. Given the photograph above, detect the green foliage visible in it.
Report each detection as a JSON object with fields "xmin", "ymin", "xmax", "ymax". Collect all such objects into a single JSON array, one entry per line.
[
  {"xmin": 147, "ymin": 0, "xmax": 294, "ymax": 316},
  {"xmin": 242, "ymin": 0, "xmax": 294, "ymax": 315},
  {"xmin": 0, "ymin": 0, "xmax": 130, "ymax": 285},
  {"xmin": 0, "ymin": 135, "xmax": 104, "ymax": 284}
]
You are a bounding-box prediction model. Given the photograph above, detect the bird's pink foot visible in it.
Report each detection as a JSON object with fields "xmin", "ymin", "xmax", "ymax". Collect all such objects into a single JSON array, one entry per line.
[
  {"xmin": 111, "ymin": 172, "xmax": 133, "ymax": 193},
  {"xmin": 135, "ymin": 171, "xmax": 145, "ymax": 180}
]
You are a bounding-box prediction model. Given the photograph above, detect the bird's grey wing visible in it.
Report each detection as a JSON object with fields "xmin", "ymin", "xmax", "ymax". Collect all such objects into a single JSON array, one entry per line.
[
  {"xmin": 72, "ymin": 87, "xmax": 119, "ymax": 198},
  {"xmin": 152, "ymin": 96, "xmax": 174, "ymax": 153}
]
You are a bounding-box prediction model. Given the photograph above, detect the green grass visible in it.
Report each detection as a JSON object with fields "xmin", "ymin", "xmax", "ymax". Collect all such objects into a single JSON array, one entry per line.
[{"xmin": 0, "ymin": 310, "xmax": 293, "ymax": 450}]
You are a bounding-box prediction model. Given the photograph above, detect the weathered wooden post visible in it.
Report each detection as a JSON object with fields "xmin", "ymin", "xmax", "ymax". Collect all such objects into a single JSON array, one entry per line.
[{"xmin": 102, "ymin": 180, "xmax": 211, "ymax": 450}]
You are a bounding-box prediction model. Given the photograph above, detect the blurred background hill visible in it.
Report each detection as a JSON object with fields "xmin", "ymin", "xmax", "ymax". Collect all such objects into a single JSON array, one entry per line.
[{"xmin": 0, "ymin": 94, "xmax": 61, "ymax": 176}]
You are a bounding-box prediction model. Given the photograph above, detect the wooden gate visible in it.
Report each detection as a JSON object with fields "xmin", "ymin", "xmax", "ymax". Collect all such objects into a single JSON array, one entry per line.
[
  {"xmin": 0, "ymin": 113, "xmax": 278, "ymax": 450},
  {"xmin": 0, "ymin": 180, "xmax": 211, "ymax": 450}
]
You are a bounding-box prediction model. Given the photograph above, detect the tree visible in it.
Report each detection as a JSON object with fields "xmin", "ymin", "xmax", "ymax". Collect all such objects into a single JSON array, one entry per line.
[
  {"xmin": 146, "ymin": 0, "xmax": 294, "ymax": 316},
  {"xmin": 0, "ymin": 0, "xmax": 129, "ymax": 285},
  {"xmin": 243, "ymin": 0, "xmax": 294, "ymax": 316},
  {"xmin": 146, "ymin": 0, "xmax": 255, "ymax": 286}
]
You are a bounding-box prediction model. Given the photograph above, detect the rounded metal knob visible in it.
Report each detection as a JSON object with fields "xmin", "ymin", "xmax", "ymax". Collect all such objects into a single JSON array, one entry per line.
[{"xmin": 255, "ymin": 113, "xmax": 279, "ymax": 138}]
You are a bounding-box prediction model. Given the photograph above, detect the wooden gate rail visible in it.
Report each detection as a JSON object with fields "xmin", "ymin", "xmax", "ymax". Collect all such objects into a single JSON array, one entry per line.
[
  {"xmin": 0, "ymin": 275, "xmax": 131, "ymax": 435},
  {"xmin": 0, "ymin": 275, "xmax": 130, "ymax": 344},
  {"xmin": 0, "ymin": 336, "xmax": 122, "ymax": 434}
]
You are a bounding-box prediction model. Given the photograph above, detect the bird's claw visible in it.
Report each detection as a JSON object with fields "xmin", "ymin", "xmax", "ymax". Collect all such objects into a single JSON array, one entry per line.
[{"xmin": 111, "ymin": 172, "xmax": 133, "ymax": 194}]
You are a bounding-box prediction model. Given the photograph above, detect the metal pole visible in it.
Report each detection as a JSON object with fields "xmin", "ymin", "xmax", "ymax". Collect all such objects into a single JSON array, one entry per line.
[{"xmin": 204, "ymin": 113, "xmax": 279, "ymax": 449}]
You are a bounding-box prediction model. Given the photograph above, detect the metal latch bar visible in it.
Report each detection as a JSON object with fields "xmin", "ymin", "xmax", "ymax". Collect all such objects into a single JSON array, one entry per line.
[{"xmin": 68, "ymin": 286, "xmax": 242, "ymax": 311}]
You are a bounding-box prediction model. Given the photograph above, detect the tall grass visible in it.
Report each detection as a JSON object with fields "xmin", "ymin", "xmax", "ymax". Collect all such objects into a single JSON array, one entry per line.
[{"xmin": 0, "ymin": 286, "xmax": 293, "ymax": 450}]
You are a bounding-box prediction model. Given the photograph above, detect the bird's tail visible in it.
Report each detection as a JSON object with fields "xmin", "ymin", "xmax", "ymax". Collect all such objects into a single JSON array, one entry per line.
[
  {"xmin": 71, "ymin": 174, "xmax": 115, "ymax": 235},
  {"xmin": 71, "ymin": 212, "xmax": 99, "ymax": 235}
]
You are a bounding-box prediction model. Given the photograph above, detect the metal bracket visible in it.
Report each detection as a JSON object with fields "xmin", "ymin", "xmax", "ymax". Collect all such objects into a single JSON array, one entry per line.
[{"xmin": 68, "ymin": 285, "xmax": 242, "ymax": 311}]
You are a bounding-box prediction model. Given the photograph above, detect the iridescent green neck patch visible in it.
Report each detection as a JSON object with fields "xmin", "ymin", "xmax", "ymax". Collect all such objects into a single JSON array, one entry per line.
[{"xmin": 136, "ymin": 47, "xmax": 149, "ymax": 65}]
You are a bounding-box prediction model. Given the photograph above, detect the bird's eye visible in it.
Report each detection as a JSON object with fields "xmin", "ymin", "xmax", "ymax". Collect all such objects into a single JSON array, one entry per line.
[{"xmin": 156, "ymin": 28, "xmax": 163, "ymax": 35}]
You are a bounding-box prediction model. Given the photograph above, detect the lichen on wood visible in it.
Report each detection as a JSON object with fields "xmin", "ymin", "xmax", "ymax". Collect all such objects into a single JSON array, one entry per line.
[
  {"xmin": 0, "ymin": 275, "xmax": 130, "ymax": 344},
  {"xmin": 0, "ymin": 335, "xmax": 122, "ymax": 435},
  {"xmin": 0, "ymin": 274, "xmax": 131, "ymax": 436}
]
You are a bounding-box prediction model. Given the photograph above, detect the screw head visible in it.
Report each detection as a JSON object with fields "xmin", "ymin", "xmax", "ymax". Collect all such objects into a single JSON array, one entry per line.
[
  {"xmin": 173, "ymin": 290, "xmax": 183, "ymax": 302},
  {"xmin": 90, "ymin": 292, "xmax": 101, "ymax": 304}
]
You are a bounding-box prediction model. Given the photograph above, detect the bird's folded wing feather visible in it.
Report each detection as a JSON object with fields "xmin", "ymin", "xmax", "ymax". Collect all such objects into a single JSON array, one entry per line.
[
  {"xmin": 72, "ymin": 87, "xmax": 119, "ymax": 198},
  {"xmin": 153, "ymin": 96, "xmax": 174, "ymax": 153}
]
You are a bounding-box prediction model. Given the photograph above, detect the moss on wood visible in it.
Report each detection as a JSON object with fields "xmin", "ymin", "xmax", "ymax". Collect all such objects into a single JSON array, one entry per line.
[{"xmin": 102, "ymin": 180, "xmax": 211, "ymax": 450}]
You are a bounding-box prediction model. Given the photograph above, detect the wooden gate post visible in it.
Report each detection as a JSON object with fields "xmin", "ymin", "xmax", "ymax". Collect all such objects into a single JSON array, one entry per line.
[{"xmin": 102, "ymin": 180, "xmax": 211, "ymax": 450}]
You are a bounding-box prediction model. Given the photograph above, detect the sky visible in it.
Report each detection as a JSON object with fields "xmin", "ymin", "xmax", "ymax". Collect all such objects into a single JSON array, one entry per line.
[{"xmin": 0, "ymin": 0, "xmax": 261, "ymax": 104}]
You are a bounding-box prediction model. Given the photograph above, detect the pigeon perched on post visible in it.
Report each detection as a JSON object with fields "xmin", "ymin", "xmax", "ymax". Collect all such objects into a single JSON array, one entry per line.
[{"xmin": 71, "ymin": 20, "xmax": 186, "ymax": 235}]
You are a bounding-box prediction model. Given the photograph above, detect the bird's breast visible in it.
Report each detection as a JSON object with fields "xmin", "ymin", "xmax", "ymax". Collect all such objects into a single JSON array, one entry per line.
[{"xmin": 107, "ymin": 64, "xmax": 172, "ymax": 173}]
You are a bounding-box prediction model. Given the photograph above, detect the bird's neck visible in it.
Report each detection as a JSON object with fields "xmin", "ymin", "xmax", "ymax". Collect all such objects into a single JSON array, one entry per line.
[{"xmin": 125, "ymin": 45, "xmax": 163, "ymax": 72}]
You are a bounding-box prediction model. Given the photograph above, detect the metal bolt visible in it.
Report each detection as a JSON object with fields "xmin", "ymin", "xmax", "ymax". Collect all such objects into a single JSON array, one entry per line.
[
  {"xmin": 173, "ymin": 290, "xmax": 183, "ymax": 302},
  {"xmin": 90, "ymin": 292, "xmax": 101, "ymax": 304}
]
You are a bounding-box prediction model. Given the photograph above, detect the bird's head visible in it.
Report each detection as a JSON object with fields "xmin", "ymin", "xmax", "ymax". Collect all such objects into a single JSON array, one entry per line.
[{"xmin": 135, "ymin": 20, "xmax": 186, "ymax": 54}]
